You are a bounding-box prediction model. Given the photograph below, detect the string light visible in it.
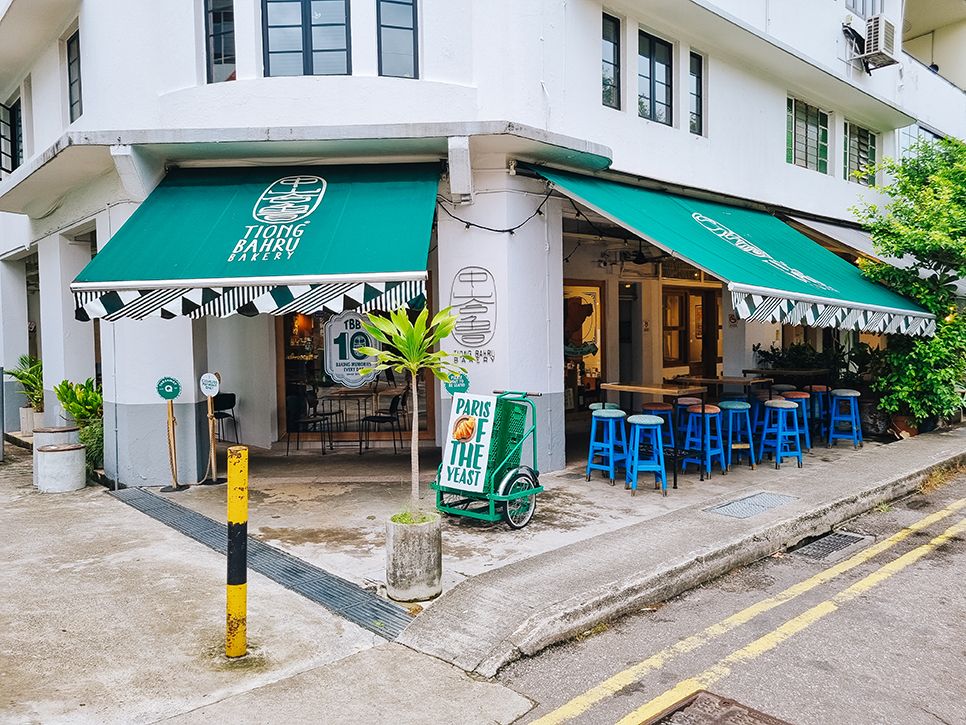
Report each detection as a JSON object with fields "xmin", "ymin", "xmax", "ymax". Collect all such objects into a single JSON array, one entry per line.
[{"xmin": 437, "ymin": 188, "xmax": 554, "ymax": 236}]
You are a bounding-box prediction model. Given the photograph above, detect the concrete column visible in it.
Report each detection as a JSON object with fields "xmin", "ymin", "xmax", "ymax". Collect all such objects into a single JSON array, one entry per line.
[
  {"xmin": 0, "ymin": 257, "xmax": 29, "ymax": 430},
  {"xmin": 37, "ymin": 233, "xmax": 96, "ymax": 426},
  {"xmin": 721, "ymin": 292, "xmax": 780, "ymax": 378},
  {"xmin": 435, "ymin": 160, "xmax": 565, "ymax": 472},
  {"xmin": 101, "ymin": 317, "xmax": 209, "ymax": 487}
]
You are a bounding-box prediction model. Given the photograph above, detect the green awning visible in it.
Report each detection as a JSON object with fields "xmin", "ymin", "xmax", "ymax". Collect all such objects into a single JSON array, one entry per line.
[
  {"xmin": 534, "ymin": 166, "xmax": 934, "ymax": 336},
  {"xmin": 72, "ymin": 163, "xmax": 440, "ymax": 320}
]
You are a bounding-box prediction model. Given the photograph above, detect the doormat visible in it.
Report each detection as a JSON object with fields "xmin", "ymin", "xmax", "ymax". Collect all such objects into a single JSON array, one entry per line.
[
  {"xmin": 110, "ymin": 487, "xmax": 411, "ymax": 639},
  {"xmin": 706, "ymin": 492, "xmax": 798, "ymax": 519},
  {"xmin": 642, "ymin": 689, "xmax": 795, "ymax": 725}
]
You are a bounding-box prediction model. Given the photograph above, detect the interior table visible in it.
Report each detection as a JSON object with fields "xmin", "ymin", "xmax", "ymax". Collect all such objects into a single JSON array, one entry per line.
[{"xmin": 600, "ymin": 381, "xmax": 710, "ymax": 489}]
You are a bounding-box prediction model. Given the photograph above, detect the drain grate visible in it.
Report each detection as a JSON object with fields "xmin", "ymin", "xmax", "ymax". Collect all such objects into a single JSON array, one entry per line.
[
  {"xmin": 642, "ymin": 689, "xmax": 794, "ymax": 725},
  {"xmin": 110, "ymin": 488, "xmax": 411, "ymax": 639},
  {"xmin": 706, "ymin": 492, "xmax": 798, "ymax": 519},
  {"xmin": 793, "ymin": 531, "xmax": 867, "ymax": 560}
]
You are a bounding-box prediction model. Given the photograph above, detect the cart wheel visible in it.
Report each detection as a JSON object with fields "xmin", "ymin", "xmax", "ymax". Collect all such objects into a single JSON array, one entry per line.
[
  {"xmin": 500, "ymin": 472, "xmax": 538, "ymax": 529},
  {"xmin": 439, "ymin": 489, "xmax": 471, "ymax": 510}
]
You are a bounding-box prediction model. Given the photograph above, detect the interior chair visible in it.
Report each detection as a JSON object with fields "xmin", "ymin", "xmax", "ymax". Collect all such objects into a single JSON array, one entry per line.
[
  {"xmin": 287, "ymin": 392, "xmax": 338, "ymax": 455},
  {"xmin": 212, "ymin": 393, "xmax": 240, "ymax": 444},
  {"xmin": 362, "ymin": 393, "xmax": 405, "ymax": 454}
]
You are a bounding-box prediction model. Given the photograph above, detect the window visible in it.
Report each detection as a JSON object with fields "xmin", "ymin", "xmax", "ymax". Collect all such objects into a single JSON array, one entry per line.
[
  {"xmin": 663, "ymin": 290, "xmax": 686, "ymax": 365},
  {"xmin": 263, "ymin": 0, "xmax": 350, "ymax": 77},
  {"xmin": 844, "ymin": 122, "xmax": 876, "ymax": 186},
  {"xmin": 206, "ymin": 0, "xmax": 236, "ymax": 82},
  {"xmin": 638, "ymin": 31, "xmax": 672, "ymax": 125},
  {"xmin": 786, "ymin": 98, "xmax": 828, "ymax": 173},
  {"xmin": 898, "ymin": 123, "xmax": 941, "ymax": 158},
  {"xmin": 378, "ymin": 0, "xmax": 417, "ymax": 78},
  {"xmin": 689, "ymin": 52, "xmax": 703, "ymax": 135},
  {"xmin": 602, "ymin": 14, "xmax": 620, "ymax": 109},
  {"xmin": 1, "ymin": 98, "xmax": 22, "ymax": 173},
  {"xmin": 67, "ymin": 31, "xmax": 82, "ymax": 122},
  {"xmin": 846, "ymin": 0, "xmax": 884, "ymax": 18}
]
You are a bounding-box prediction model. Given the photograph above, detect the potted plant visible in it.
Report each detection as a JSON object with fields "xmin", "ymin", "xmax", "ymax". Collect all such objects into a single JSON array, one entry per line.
[
  {"xmin": 4, "ymin": 354, "xmax": 44, "ymax": 434},
  {"xmin": 54, "ymin": 377, "xmax": 105, "ymax": 472},
  {"xmin": 359, "ymin": 306, "xmax": 471, "ymax": 601}
]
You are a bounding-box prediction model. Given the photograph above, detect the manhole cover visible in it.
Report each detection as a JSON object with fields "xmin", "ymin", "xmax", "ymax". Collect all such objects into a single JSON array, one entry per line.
[
  {"xmin": 641, "ymin": 689, "xmax": 795, "ymax": 725},
  {"xmin": 792, "ymin": 532, "xmax": 868, "ymax": 560},
  {"xmin": 706, "ymin": 492, "xmax": 798, "ymax": 519}
]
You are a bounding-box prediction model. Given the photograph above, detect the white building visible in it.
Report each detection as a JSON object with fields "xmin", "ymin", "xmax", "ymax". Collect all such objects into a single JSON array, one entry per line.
[{"xmin": 0, "ymin": 0, "xmax": 961, "ymax": 485}]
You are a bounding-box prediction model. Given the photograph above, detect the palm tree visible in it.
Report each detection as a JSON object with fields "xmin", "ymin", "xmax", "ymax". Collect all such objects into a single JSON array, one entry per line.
[{"xmin": 359, "ymin": 306, "xmax": 471, "ymax": 513}]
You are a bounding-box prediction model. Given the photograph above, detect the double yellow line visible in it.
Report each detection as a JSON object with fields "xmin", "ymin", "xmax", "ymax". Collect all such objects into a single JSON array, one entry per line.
[{"xmin": 531, "ymin": 498, "xmax": 966, "ymax": 725}]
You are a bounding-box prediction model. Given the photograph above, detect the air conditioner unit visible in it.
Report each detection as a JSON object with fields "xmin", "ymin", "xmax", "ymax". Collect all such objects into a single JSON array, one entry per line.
[{"xmin": 861, "ymin": 14, "xmax": 898, "ymax": 70}]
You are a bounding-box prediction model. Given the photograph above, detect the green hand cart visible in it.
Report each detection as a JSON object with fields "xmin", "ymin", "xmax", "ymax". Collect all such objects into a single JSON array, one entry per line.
[{"xmin": 432, "ymin": 391, "xmax": 543, "ymax": 529}]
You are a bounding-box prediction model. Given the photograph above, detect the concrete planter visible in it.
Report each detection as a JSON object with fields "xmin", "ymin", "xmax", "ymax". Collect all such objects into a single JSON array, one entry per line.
[
  {"xmin": 33, "ymin": 427, "xmax": 80, "ymax": 488},
  {"xmin": 859, "ymin": 400, "xmax": 889, "ymax": 436},
  {"xmin": 36, "ymin": 443, "xmax": 87, "ymax": 493},
  {"xmin": 385, "ymin": 513, "xmax": 442, "ymax": 602},
  {"xmin": 19, "ymin": 406, "xmax": 35, "ymax": 435}
]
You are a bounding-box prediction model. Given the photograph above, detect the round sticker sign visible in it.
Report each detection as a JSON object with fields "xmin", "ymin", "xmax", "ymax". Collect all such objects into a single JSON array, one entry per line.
[
  {"xmin": 199, "ymin": 373, "xmax": 220, "ymax": 398},
  {"xmin": 157, "ymin": 377, "xmax": 182, "ymax": 401}
]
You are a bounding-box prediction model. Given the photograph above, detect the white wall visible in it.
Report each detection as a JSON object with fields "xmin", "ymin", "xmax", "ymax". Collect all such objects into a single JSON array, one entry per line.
[{"xmin": 206, "ymin": 314, "xmax": 278, "ymax": 450}]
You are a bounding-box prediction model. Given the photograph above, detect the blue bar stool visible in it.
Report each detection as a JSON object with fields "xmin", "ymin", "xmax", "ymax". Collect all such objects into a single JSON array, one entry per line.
[
  {"xmin": 642, "ymin": 401, "xmax": 675, "ymax": 449},
  {"xmin": 681, "ymin": 404, "xmax": 726, "ymax": 475},
  {"xmin": 782, "ymin": 390, "xmax": 812, "ymax": 452},
  {"xmin": 586, "ymin": 408, "xmax": 628, "ymax": 485},
  {"xmin": 772, "ymin": 383, "xmax": 796, "ymax": 394},
  {"xmin": 719, "ymin": 400, "xmax": 756, "ymax": 470},
  {"xmin": 675, "ymin": 397, "xmax": 702, "ymax": 440},
  {"xmin": 589, "ymin": 402, "xmax": 621, "ymax": 410},
  {"xmin": 803, "ymin": 385, "xmax": 830, "ymax": 440},
  {"xmin": 626, "ymin": 414, "xmax": 667, "ymax": 495},
  {"xmin": 828, "ymin": 389, "xmax": 863, "ymax": 449},
  {"xmin": 752, "ymin": 392, "xmax": 786, "ymax": 436},
  {"xmin": 758, "ymin": 399, "xmax": 803, "ymax": 469}
]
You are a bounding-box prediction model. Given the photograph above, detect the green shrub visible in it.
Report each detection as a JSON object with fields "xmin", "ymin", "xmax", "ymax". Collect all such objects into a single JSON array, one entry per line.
[
  {"xmin": 79, "ymin": 420, "xmax": 104, "ymax": 474},
  {"xmin": 4, "ymin": 355, "xmax": 44, "ymax": 411},
  {"xmin": 54, "ymin": 378, "xmax": 103, "ymax": 427}
]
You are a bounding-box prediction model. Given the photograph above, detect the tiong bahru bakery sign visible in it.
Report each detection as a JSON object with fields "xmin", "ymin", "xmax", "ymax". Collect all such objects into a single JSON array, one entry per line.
[{"xmin": 227, "ymin": 175, "xmax": 327, "ymax": 263}]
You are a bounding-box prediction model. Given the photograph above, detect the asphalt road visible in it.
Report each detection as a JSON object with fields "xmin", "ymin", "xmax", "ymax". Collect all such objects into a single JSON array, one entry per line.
[{"xmin": 498, "ymin": 471, "xmax": 966, "ymax": 725}]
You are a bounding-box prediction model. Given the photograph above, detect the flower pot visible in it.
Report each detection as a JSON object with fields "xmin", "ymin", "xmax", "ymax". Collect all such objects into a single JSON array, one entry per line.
[
  {"xmin": 18, "ymin": 406, "xmax": 35, "ymax": 435},
  {"xmin": 890, "ymin": 414, "xmax": 918, "ymax": 438},
  {"xmin": 33, "ymin": 410, "xmax": 46, "ymax": 431},
  {"xmin": 385, "ymin": 513, "xmax": 442, "ymax": 602},
  {"xmin": 859, "ymin": 400, "xmax": 889, "ymax": 436}
]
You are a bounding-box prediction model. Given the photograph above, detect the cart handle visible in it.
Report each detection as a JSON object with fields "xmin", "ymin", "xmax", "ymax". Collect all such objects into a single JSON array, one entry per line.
[{"xmin": 492, "ymin": 390, "xmax": 542, "ymax": 397}]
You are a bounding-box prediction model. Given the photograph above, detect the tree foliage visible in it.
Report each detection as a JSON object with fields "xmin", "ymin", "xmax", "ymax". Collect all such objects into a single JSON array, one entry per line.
[
  {"xmin": 359, "ymin": 306, "xmax": 472, "ymax": 512},
  {"xmin": 852, "ymin": 137, "xmax": 966, "ymax": 423}
]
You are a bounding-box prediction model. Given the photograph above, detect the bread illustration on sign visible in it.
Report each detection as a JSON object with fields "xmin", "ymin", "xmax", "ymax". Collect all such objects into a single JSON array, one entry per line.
[{"xmin": 452, "ymin": 415, "xmax": 476, "ymax": 442}]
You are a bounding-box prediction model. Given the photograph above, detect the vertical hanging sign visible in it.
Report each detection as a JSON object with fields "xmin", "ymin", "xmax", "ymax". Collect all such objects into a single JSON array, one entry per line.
[
  {"xmin": 323, "ymin": 311, "xmax": 380, "ymax": 388},
  {"xmin": 439, "ymin": 393, "xmax": 495, "ymax": 493}
]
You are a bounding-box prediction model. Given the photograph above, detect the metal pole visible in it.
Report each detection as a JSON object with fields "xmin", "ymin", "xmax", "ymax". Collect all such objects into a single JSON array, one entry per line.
[{"xmin": 226, "ymin": 446, "xmax": 248, "ymax": 658}]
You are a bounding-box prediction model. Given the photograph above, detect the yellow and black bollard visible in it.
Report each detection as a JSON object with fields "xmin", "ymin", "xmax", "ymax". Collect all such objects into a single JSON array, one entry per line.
[{"xmin": 226, "ymin": 446, "xmax": 248, "ymax": 658}]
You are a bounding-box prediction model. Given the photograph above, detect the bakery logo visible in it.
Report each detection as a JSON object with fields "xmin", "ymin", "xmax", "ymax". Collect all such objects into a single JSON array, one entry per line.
[
  {"xmin": 228, "ymin": 175, "xmax": 326, "ymax": 263},
  {"xmin": 692, "ymin": 212, "xmax": 837, "ymax": 293},
  {"xmin": 253, "ymin": 175, "xmax": 327, "ymax": 223}
]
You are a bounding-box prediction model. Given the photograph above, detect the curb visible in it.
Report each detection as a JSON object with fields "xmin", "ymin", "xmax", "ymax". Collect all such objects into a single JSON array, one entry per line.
[{"xmin": 465, "ymin": 436, "xmax": 966, "ymax": 677}]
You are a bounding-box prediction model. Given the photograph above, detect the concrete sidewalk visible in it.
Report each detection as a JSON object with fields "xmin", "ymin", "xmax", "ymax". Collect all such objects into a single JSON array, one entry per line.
[
  {"xmin": 5, "ymin": 426, "xmax": 966, "ymax": 724},
  {"xmin": 398, "ymin": 427, "xmax": 966, "ymax": 676}
]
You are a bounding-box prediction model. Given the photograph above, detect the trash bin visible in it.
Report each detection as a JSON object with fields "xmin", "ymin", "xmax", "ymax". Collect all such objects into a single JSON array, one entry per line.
[
  {"xmin": 36, "ymin": 443, "xmax": 87, "ymax": 493},
  {"xmin": 33, "ymin": 427, "xmax": 80, "ymax": 488}
]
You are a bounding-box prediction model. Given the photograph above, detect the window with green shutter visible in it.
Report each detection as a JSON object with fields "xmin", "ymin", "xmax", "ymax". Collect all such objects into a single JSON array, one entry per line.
[
  {"xmin": 845, "ymin": 122, "xmax": 877, "ymax": 186},
  {"xmin": 786, "ymin": 98, "xmax": 828, "ymax": 174}
]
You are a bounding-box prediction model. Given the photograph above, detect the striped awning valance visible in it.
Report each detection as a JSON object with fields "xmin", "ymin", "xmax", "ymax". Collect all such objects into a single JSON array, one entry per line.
[
  {"xmin": 74, "ymin": 279, "xmax": 426, "ymax": 322},
  {"xmin": 731, "ymin": 289, "xmax": 936, "ymax": 336}
]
